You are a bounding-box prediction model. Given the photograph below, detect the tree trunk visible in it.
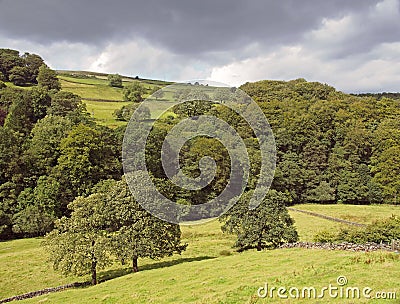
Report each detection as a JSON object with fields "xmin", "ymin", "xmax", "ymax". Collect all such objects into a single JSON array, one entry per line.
[
  {"xmin": 257, "ymin": 240, "xmax": 262, "ymax": 251},
  {"xmin": 91, "ymin": 261, "xmax": 97, "ymax": 285},
  {"xmin": 91, "ymin": 241, "xmax": 97, "ymax": 285},
  {"xmin": 132, "ymin": 256, "xmax": 138, "ymax": 273}
]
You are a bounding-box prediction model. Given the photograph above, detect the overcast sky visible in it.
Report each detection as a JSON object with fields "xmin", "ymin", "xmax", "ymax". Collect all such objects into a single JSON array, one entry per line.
[{"xmin": 0, "ymin": 0, "xmax": 399, "ymax": 92}]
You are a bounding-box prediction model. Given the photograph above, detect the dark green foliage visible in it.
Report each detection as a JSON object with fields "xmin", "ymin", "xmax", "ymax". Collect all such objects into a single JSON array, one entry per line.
[
  {"xmin": 12, "ymin": 205, "xmax": 55, "ymax": 237},
  {"xmin": 22, "ymin": 53, "xmax": 45, "ymax": 84},
  {"xmin": 9, "ymin": 66, "xmax": 29, "ymax": 86},
  {"xmin": 107, "ymin": 73, "xmax": 123, "ymax": 87},
  {"xmin": 220, "ymin": 190, "xmax": 298, "ymax": 251},
  {"xmin": 52, "ymin": 124, "xmax": 121, "ymax": 208},
  {"xmin": 0, "ymin": 107, "xmax": 6, "ymax": 126},
  {"xmin": 36, "ymin": 65, "xmax": 61, "ymax": 90},
  {"xmin": 113, "ymin": 103, "xmax": 150, "ymax": 121},
  {"xmin": 0, "ymin": 49, "xmax": 24, "ymax": 81},
  {"xmin": 123, "ymin": 82, "xmax": 145, "ymax": 102},
  {"xmin": 25, "ymin": 115, "xmax": 73, "ymax": 177},
  {"xmin": 241, "ymin": 80, "xmax": 400, "ymax": 204},
  {"xmin": 48, "ymin": 91, "xmax": 85, "ymax": 119},
  {"xmin": 0, "ymin": 49, "xmax": 45, "ymax": 85},
  {"xmin": 314, "ymin": 215, "xmax": 400, "ymax": 244}
]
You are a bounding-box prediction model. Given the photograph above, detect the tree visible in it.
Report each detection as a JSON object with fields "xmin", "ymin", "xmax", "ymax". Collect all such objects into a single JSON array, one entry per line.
[
  {"xmin": 107, "ymin": 74, "xmax": 123, "ymax": 88},
  {"xmin": 220, "ymin": 190, "xmax": 298, "ymax": 251},
  {"xmin": 25, "ymin": 115, "xmax": 73, "ymax": 177},
  {"xmin": 98, "ymin": 179, "xmax": 187, "ymax": 272},
  {"xmin": 48, "ymin": 91, "xmax": 83, "ymax": 117},
  {"xmin": 113, "ymin": 103, "xmax": 150, "ymax": 121},
  {"xmin": 12, "ymin": 205, "xmax": 55, "ymax": 237},
  {"xmin": 53, "ymin": 124, "xmax": 121, "ymax": 209},
  {"xmin": 4, "ymin": 90, "xmax": 35, "ymax": 135},
  {"xmin": 306, "ymin": 181, "xmax": 336, "ymax": 203},
  {"xmin": 11, "ymin": 174, "xmax": 61, "ymax": 237},
  {"xmin": 43, "ymin": 193, "xmax": 112, "ymax": 285},
  {"xmin": 123, "ymin": 82, "xmax": 145, "ymax": 102},
  {"xmin": 0, "ymin": 48, "xmax": 24, "ymax": 81},
  {"xmin": 9, "ymin": 66, "xmax": 29, "ymax": 86},
  {"xmin": 22, "ymin": 53, "xmax": 45, "ymax": 83},
  {"xmin": 36, "ymin": 64, "xmax": 61, "ymax": 90},
  {"xmin": 371, "ymin": 146, "xmax": 400, "ymax": 203},
  {"xmin": 0, "ymin": 107, "xmax": 7, "ymax": 126},
  {"xmin": 29, "ymin": 86, "xmax": 52, "ymax": 121}
]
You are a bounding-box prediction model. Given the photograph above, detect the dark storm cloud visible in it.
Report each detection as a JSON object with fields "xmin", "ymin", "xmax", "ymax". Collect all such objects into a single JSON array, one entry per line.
[{"xmin": 0, "ymin": 0, "xmax": 380, "ymax": 55}]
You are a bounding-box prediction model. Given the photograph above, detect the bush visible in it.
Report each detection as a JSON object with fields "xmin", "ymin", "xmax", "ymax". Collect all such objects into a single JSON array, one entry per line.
[
  {"xmin": 313, "ymin": 215, "xmax": 400, "ymax": 244},
  {"xmin": 107, "ymin": 74, "xmax": 122, "ymax": 88}
]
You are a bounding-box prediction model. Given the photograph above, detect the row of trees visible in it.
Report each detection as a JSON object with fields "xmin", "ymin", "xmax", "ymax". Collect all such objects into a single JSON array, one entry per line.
[
  {"xmin": 2, "ymin": 49, "xmax": 399, "ymax": 272},
  {"xmin": 241, "ymin": 79, "xmax": 400, "ymax": 204},
  {"xmin": 0, "ymin": 67, "xmax": 123, "ymax": 239},
  {"xmin": 0, "ymin": 48, "xmax": 59, "ymax": 88}
]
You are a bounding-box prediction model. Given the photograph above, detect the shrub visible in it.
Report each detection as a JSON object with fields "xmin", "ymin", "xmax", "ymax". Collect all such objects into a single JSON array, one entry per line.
[{"xmin": 313, "ymin": 215, "xmax": 400, "ymax": 244}]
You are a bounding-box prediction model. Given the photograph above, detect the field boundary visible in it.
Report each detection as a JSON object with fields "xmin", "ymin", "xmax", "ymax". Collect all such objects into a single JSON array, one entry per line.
[
  {"xmin": 280, "ymin": 241, "xmax": 398, "ymax": 251},
  {"xmin": 287, "ymin": 207, "xmax": 366, "ymax": 227},
  {"xmin": 83, "ymin": 98, "xmax": 125, "ymax": 102},
  {"xmin": 0, "ymin": 282, "xmax": 89, "ymax": 303}
]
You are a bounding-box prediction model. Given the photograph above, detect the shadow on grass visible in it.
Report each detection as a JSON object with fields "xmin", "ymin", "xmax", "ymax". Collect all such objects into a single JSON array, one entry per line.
[{"xmin": 98, "ymin": 256, "xmax": 216, "ymax": 283}]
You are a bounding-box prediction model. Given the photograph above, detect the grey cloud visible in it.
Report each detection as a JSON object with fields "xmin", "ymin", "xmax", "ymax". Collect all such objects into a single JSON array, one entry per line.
[
  {"xmin": 0, "ymin": 0, "xmax": 380, "ymax": 56},
  {"xmin": 305, "ymin": 0, "xmax": 400, "ymax": 60}
]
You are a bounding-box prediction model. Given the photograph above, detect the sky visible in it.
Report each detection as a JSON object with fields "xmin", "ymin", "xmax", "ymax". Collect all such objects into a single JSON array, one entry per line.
[{"xmin": 0, "ymin": 0, "xmax": 399, "ymax": 93}]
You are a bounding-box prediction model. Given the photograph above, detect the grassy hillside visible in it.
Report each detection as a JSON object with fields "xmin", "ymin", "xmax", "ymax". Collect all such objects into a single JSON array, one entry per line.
[
  {"xmin": 1, "ymin": 204, "xmax": 398, "ymax": 303},
  {"xmin": 57, "ymin": 71, "xmax": 173, "ymax": 128}
]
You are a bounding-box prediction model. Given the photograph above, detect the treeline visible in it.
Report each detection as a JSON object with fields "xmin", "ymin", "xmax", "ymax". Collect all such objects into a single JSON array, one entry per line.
[
  {"xmin": 1, "ymin": 48, "xmax": 399, "ymax": 243},
  {"xmin": 0, "ymin": 49, "xmax": 124, "ymax": 239},
  {"xmin": 352, "ymin": 92, "xmax": 400, "ymax": 100},
  {"xmin": 0, "ymin": 49, "xmax": 48, "ymax": 87},
  {"xmin": 241, "ymin": 79, "xmax": 400, "ymax": 205}
]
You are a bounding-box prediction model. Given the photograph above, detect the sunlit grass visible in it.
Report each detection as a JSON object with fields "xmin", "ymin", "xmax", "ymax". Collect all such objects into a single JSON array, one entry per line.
[
  {"xmin": 292, "ymin": 204, "xmax": 399, "ymax": 225},
  {"xmin": 1, "ymin": 206, "xmax": 399, "ymax": 303}
]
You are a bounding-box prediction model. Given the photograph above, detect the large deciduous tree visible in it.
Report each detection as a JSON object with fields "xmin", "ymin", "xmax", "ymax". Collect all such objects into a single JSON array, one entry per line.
[
  {"xmin": 98, "ymin": 178, "xmax": 187, "ymax": 272},
  {"xmin": 220, "ymin": 190, "xmax": 298, "ymax": 251},
  {"xmin": 43, "ymin": 193, "xmax": 112, "ymax": 285},
  {"xmin": 37, "ymin": 64, "xmax": 61, "ymax": 91},
  {"xmin": 107, "ymin": 73, "xmax": 123, "ymax": 88},
  {"xmin": 123, "ymin": 81, "xmax": 145, "ymax": 102}
]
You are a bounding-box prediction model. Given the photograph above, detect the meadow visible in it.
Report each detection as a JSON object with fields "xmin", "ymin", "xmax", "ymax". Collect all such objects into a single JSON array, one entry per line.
[
  {"xmin": 1, "ymin": 72, "xmax": 398, "ymax": 303},
  {"xmin": 1, "ymin": 204, "xmax": 398, "ymax": 303}
]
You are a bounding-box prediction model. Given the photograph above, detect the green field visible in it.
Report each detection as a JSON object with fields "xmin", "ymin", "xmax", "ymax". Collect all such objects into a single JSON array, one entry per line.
[
  {"xmin": 1, "ymin": 204, "xmax": 399, "ymax": 303},
  {"xmin": 292, "ymin": 204, "xmax": 400, "ymax": 225},
  {"xmin": 84, "ymin": 100, "xmax": 131, "ymax": 128},
  {"xmin": 58, "ymin": 73, "xmax": 177, "ymax": 127}
]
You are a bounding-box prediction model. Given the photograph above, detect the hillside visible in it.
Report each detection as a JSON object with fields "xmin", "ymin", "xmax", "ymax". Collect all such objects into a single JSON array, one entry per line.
[
  {"xmin": 1, "ymin": 50, "xmax": 400, "ymax": 304},
  {"xmin": 0, "ymin": 204, "xmax": 399, "ymax": 303},
  {"xmin": 55, "ymin": 71, "xmax": 172, "ymax": 128}
]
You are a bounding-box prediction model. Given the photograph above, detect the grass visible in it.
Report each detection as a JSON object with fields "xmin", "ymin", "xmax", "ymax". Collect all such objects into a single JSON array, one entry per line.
[
  {"xmin": 288, "ymin": 210, "xmax": 347, "ymax": 241},
  {"xmin": 58, "ymin": 73, "xmax": 176, "ymax": 127},
  {"xmin": 59, "ymin": 77, "xmax": 124, "ymax": 101},
  {"xmin": 1, "ymin": 206, "xmax": 399, "ymax": 303},
  {"xmin": 0, "ymin": 238, "xmax": 79, "ymax": 300},
  {"xmin": 84, "ymin": 100, "xmax": 131, "ymax": 128},
  {"xmin": 292, "ymin": 204, "xmax": 400, "ymax": 225}
]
